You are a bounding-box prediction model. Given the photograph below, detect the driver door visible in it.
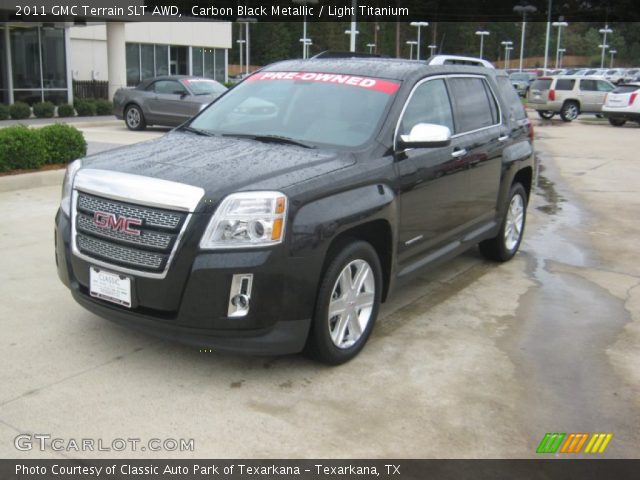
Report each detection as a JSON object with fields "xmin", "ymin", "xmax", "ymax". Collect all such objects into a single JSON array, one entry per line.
[{"xmin": 147, "ymin": 80, "xmax": 191, "ymax": 125}]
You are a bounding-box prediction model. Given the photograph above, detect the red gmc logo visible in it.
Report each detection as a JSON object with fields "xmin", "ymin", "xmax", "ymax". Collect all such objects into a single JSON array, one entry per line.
[{"xmin": 93, "ymin": 211, "xmax": 142, "ymax": 236}]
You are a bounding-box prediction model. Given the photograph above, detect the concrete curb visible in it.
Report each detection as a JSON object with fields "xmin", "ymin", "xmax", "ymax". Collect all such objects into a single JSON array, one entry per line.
[{"xmin": 0, "ymin": 169, "xmax": 65, "ymax": 194}]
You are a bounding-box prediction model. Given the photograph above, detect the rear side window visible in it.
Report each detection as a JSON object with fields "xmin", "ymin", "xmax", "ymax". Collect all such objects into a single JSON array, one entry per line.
[
  {"xmin": 580, "ymin": 79, "xmax": 597, "ymax": 91},
  {"xmin": 613, "ymin": 85, "xmax": 640, "ymax": 94},
  {"xmin": 596, "ymin": 80, "xmax": 614, "ymax": 92},
  {"xmin": 447, "ymin": 77, "xmax": 499, "ymax": 133},
  {"xmin": 399, "ymin": 79, "xmax": 454, "ymax": 135},
  {"xmin": 555, "ymin": 79, "xmax": 575, "ymax": 91},
  {"xmin": 496, "ymin": 76, "xmax": 527, "ymax": 121},
  {"xmin": 532, "ymin": 79, "xmax": 552, "ymax": 91}
]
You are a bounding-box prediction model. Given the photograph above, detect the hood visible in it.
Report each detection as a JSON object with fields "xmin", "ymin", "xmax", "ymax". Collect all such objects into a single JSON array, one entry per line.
[{"xmin": 81, "ymin": 131, "xmax": 354, "ymax": 202}]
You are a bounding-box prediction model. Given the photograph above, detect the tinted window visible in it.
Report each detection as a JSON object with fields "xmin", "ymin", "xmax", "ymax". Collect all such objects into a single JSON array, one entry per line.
[
  {"xmin": 399, "ymin": 79, "xmax": 454, "ymax": 135},
  {"xmin": 447, "ymin": 77, "xmax": 497, "ymax": 133},
  {"xmin": 496, "ymin": 76, "xmax": 527, "ymax": 121},
  {"xmin": 596, "ymin": 80, "xmax": 614, "ymax": 92},
  {"xmin": 580, "ymin": 79, "xmax": 597, "ymax": 91},
  {"xmin": 555, "ymin": 79, "xmax": 575, "ymax": 91},
  {"xmin": 612, "ymin": 85, "xmax": 640, "ymax": 94},
  {"xmin": 532, "ymin": 79, "xmax": 552, "ymax": 91},
  {"xmin": 153, "ymin": 80, "xmax": 186, "ymax": 95}
]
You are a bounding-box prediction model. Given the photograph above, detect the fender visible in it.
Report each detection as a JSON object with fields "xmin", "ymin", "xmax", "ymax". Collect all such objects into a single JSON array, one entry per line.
[{"xmin": 290, "ymin": 183, "xmax": 398, "ymax": 258}]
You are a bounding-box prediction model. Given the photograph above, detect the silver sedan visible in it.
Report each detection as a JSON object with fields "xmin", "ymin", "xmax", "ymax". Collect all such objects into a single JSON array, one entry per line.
[{"xmin": 113, "ymin": 76, "xmax": 227, "ymax": 130}]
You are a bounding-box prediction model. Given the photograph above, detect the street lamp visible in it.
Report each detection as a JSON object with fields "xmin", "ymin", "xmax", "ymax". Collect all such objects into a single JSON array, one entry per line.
[
  {"xmin": 502, "ymin": 41, "xmax": 514, "ymax": 69},
  {"xmin": 344, "ymin": 28, "xmax": 360, "ymax": 51},
  {"xmin": 513, "ymin": 3, "xmax": 537, "ymax": 72},
  {"xmin": 428, "ymin": 44, "xmax": 437, "ymax": 57},
  {"xmin": 366, "ymin": 43, "xmax": 376, "ymax": 54},
  {"xmin": 475, "ymin": 30, "xmax": 490, "ymax": 59},
  {"xmin": 609, "ymin": 49, "xmax": 617, "ymax": 68},
  {"xmin": 599, "ymin": 25, "xmax": 613, "ymax": 68},
  {"xmin": 552, "ymin": 21, "xmax": 568, "ymax": 69},
  {"xmin": 558, "ymin": 48, "xmax": 566, "ymax": 68},
  {"xmin": 300, "ymin": 38, "xmax": 312, "ymax": 59},
  {"xmin": 294, "ymin": 0, "xmax": 319, "ymax": 59},
  {"xmin": 236, "ymin": 39, "xmax": 246, "ymax": 76},
  {"xmin": 406, "ymin": 40, "xmax": 418, "ymax": 60},
  {"xmin": 410, "ymin": 21, "xmax": 429, "ymax": 60}
]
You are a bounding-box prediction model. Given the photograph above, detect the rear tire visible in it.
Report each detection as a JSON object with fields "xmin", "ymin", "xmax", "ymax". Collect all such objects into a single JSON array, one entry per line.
[
  {"xmin": 537, "ymin": 110, "xmax": 555, "ymax": 120},
  {"xmin": 560, "ymin": 101, "xmax": 579, "ymax": 122},
  {"xmin": 125, "ymin": 104, "xmax": 146, "ymax": 131},
  {"xmin": 479, "ymin": 183, "xmax": 527, "ymax": 262},
  {"xmin": 608, "ymin": 118, "xmax": 627, "ymax": 127},
  {"xmin": 305, "ymin": 240, "xmax": 382, "ymax": 365}
]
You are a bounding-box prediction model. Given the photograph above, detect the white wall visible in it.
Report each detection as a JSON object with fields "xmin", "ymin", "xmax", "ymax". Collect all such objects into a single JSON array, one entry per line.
[{"xmin": 69, "ymin": 22, "xmax": 231, "ymax": 80}]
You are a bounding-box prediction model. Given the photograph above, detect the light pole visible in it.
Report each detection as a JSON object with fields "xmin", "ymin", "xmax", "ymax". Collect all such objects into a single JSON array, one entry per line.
[
  {"xmin": 542, "ymin": 0, "xmax": 552, "ymax": 74},
  {"xmin": 244, "ymin": 22, "xmax": 250, "ymax": 74},
  {"xmin": 502, "ymin": 41, "xmax": 513, "ymax": 69},
  {"xmin": 367, "ymin": 43, "xmax": 376, "ymax": 54},
  {"xmin": 599, "ymin": 25, "xmax": 613, "ymax": 68},
  {"xmin": 552, "ymin": 21, "xmax": 568, "ymax": 69},
  {"xmin": 406, "ymin": 41, "xmax": 418, "ymax": 60},
  {"xmin": 344, "ymin": 28, "xmax": 360, "ymax": 51},
  {"xmin": 609, "ymin": 49, "xmax": 617, "ymax": 68},
  {"xmin": 514, "ymin": 4, "xmax": 537, "ymax": 72},
  {"xmin": 294, "ymin": 0, "xmax": 318, "ymax": 59},
  {"xmin": 410, "ymin": 21, "xmax": 429, "ymax": 60},
  {"xmin": 300, "ymin": 38, "xmax": 312, "ymax": 58},
  {"xmin": 475, "ymin": 30, "xmax": 490, "ymax": 59},
  {"xmin": 428, "ymin": 44, "xmax": 437, "ymax": 57},
  {"xmin": 558, "ymin": 48, "xmax": 566, "ymax": 68},
  {"xmin": 236, "ymin": 39, "xmax": 245, "ymax": 76}
]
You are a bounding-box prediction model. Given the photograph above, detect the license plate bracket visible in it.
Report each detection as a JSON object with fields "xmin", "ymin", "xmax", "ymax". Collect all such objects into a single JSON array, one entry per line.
[{"xmin": 89, "ymin": 267, "xmax": 132, "ymax": 308}]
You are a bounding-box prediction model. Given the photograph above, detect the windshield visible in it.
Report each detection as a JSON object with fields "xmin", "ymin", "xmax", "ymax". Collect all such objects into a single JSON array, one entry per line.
[
  {"xmin": 510, "ymin": 73, "xmax": 530, "ymax": 81},
  {"xmin": 189, "ymin": 71, "xmax": 400, "ymax": 147},
  {"xmin": 182, "ymin": 79, "xmax": 226, "ymax": 95}
]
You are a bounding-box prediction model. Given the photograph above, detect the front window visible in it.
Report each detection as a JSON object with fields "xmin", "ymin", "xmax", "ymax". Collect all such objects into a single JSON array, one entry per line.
[
  {"xmin": 189, "ymin": 71, "xmax": 400, "ymax": 148},
  {"xmin": 182, "ymin": 79, "xmax": 226, "ymax": 95}
]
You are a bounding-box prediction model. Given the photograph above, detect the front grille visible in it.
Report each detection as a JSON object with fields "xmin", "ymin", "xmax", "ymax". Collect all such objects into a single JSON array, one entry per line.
[{"xmin": 74, "ymin": 192, "xmax": 188, "ymax": 273}]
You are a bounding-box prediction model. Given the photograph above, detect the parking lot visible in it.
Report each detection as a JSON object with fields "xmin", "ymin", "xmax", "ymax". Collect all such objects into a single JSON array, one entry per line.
[{"xmin": 1, "ymin": 117, "xmax": 638, "ymax": 458}]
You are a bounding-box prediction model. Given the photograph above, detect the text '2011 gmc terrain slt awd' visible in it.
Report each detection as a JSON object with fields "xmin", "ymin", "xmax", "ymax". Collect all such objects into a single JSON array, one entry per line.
[{"xmin": 55, "ymin": 56, "xmax": 535, "ymax": 364}]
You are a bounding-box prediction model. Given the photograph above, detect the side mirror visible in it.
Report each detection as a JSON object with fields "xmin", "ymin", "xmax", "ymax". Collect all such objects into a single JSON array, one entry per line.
[
  {"xmin": 174, "ymin": 90, "xmax": 188, "ymax": 97},
  {"xmin": 397, "ymin": 123, "xmax": 452, "ymax": 149}
]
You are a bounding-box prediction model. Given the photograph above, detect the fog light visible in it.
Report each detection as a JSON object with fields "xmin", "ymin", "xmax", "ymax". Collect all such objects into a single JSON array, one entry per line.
[{"xmin": 228, "ymin": 274, "xmax": 253, "ymax": 318}]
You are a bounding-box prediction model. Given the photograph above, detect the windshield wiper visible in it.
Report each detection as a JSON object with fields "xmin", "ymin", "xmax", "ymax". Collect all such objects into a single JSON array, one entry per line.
[
  {"xmin": 179, "ymin": 125, "xmax": 215, "ymax": 136},
  {"xmin": 222, "ymin": 133, "xmax": 315, "ymax": 149}
]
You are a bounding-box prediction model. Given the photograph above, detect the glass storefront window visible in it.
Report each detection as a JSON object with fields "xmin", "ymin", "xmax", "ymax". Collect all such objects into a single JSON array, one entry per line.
[
  {"xmin": 140, "ymin": 44, "xmax": 154, "ymax": 81},
  {"xmin": 126, "ymin": 43, "xmax": 140, "ymax": 86},
  {"xmin": 11, "ymin": 28, "xmax": 41, "ymax": 89},
  {"xmin": 155, "ymin": 44, "xmax": 168, "ymax": 76},
  {"xmin": 40, "ymin": 27, "xmax": 66, "ymax": 89},
  {"xmin": 204, "ymin": 48, "xmax": 215, "ymax": 79},
  {"xmin": 192, "ymin": 47, "xmax": 203, "ymax": 77},
  {"xmin": 170, "ymin": 46, "xmax": 187, "ymax": 75},
  {"xmin": 1, "ymin": 28, "xmax": 8, "ymax": 104},
  {"xmin": 214, "ymin": 48, "xmax": 225, "ymax": 81}
]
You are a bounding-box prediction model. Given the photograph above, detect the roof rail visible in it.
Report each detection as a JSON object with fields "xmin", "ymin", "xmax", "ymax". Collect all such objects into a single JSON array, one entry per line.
[
  {"xmin": 427, "ymin": 55, "xmax": 495, "ymax": 69},
  {"xmin": 311, "ymin": 51, "xmax": 383, "ymax": 59}
]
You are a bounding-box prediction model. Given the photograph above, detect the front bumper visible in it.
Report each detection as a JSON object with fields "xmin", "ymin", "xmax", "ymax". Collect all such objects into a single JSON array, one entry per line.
[{"xmin": 55, "ymin": 210, "xmax": 317, "ymax": 355}]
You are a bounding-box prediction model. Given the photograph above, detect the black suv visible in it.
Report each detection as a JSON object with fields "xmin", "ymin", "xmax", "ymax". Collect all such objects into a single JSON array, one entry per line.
[{"xmin": 55, "ymin": 57, "xmax": 534, "ymax": 364}]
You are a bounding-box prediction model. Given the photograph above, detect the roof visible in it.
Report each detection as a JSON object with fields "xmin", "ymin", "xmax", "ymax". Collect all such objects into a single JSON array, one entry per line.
[
  {"xmin": 136, "ymin": 75, "xmax": 217, "ymax": 89},
  {"xmin": 261, "ymin": 57, "xmax": 498, "ymax": 82}
]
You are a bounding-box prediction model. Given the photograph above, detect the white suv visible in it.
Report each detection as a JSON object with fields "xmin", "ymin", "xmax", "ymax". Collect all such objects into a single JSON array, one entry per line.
[
  {"xmin": 527, "ymin": 75, "xmax": 615, "ymax": 121},
  {"xmin": 602, "ymin": 83, "xmax": 640, "ymax": 126}
]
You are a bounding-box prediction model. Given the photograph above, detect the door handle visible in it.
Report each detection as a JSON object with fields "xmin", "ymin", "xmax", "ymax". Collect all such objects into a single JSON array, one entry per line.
[
  {"xmin": 498, "ymin": 135, "xmax": 510, "ymax": 142},
  {"xmin": 451, "ymin": 148, "xmax": 467, "ymax": 158}
]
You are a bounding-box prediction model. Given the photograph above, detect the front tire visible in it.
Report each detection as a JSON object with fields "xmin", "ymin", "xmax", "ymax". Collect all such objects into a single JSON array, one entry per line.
[
  {"xmin": 305, "ymin": 240, "xmax": 382, "ymax": 365},
  {"xmin": 125, "ymin": 104, "xmax": 146, "ymax": 131},
  {"xmin": 608, "ymin": 117, "xmax": 627, "ymax": 127},
  {"xmin": 560, "ymin": 101, "xmax": 579, "ymax": 122},
  {"xmin": 537, "ymin": 110, "xmax": 555, "ymax": 120},
  {"xmin": 479, "ymin": 183, "xmax": 527, "ymax": 262}
]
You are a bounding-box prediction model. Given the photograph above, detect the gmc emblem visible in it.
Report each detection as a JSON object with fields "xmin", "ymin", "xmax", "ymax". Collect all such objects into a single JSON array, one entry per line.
[{"xmin": 93, "ymin": 211, "xmax": 142, "ymax": 236}]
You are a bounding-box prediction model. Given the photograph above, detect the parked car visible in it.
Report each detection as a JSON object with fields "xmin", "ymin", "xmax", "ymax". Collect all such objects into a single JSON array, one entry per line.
[
  {"xmin": 113, "ymin": 76, "xmax": 227, "ymax": 130},
  {"xmin": 509, "ymin": 71, "xmax": 536, "ymax": 96},
  {"xmin": 527, "ymin": 75, "xmax": 615, "ymax": 121},
  {"xmin": 621, "ymin": 68, "xmax": 640, "ymax": 83},
  {"xmin": 602, "ymin": 83, "xmax": 640, "ymax": 126},
  {"xmin": 55, "ymin": 56, "xmax": 534, "ymax": 364},
  {"xmin": 604, "ymin": 68, "xmax": 626, "ymax": 84}
]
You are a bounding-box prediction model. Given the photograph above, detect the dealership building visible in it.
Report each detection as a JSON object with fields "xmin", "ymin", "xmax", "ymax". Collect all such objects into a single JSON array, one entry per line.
[{"xmin": 1, "ymin": 21, "xmax": 232, "ymax": 105}]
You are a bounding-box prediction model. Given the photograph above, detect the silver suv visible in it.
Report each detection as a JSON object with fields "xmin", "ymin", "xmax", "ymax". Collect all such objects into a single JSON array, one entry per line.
[{"xmin": 527, "ymin": 75, "xmax": 615, "ymax": 121}]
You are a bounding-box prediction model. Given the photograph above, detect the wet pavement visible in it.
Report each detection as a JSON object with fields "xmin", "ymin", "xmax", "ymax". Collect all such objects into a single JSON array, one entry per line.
[{"xmin": 0, "ymin": 118, "xmax": 638, "ymax": 458}]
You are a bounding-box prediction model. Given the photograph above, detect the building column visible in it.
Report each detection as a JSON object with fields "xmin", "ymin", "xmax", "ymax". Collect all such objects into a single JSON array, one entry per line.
[
  {"xmin": 4, "ymin": 24, "xmax": 13, "ymax": 104},
  {"xmin": 106, "ymin": 22, "xmax": 126, "ymax": 99}
]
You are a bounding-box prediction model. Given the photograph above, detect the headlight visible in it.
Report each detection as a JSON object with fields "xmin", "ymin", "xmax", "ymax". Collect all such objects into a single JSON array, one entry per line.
[
  {"xmin": 60, "ymin": 159, "xmax": 82, "ymax": 217},
  {"xmin": 200, "ymin": 191, "xmax": 287, "ymax": 249}
]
